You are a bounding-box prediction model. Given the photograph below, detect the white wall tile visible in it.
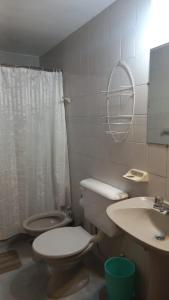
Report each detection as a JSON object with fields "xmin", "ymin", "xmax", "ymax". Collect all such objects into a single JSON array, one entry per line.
[
  {"xmin": 0, "ymin": 50, "xmax": 39, "ymax": 67},
  {"xmin": 148, "ymin": 174, "xmax": 167, "ymax": 199},
  {"xmin": 129, "ymin": 142, "xmax": 148, "ymax": 170},
  {"xmin": 135, "ymin": 84, "xmax": 148, "ymax": 115},
  {"xmin": 136, "ymin": 0, "xmax": 151, "ymax": 56},
  {"xmin": 121, "ymin": 29, "xmax": 136, "ymax": 59},
  {"xmin": 132, "ymin": 125, "xmax": 147, "ymax": 143},
  {"xmin": 108, "ymin": 0, "xmax": 137, "ymax": 36},
  {"xmin": 129, "ymin": 115, "xmax": 147, "ymax": 143},
  {"xmin": 147, "ymin": 144, "xmax": 167, "ymax": 177},
  {"xmin": 126, "ymin": 52, "xmax": 150, "ymax": 86}
]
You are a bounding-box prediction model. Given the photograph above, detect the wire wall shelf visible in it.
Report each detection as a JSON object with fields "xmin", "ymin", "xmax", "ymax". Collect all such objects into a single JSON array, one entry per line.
[
  {"xmin": 103, "ymin": 60, "xmax": 135, "ymax": 143},
  {"xmin": 63, "ymin": 61, "xmax": 135, "ymax": 143}
]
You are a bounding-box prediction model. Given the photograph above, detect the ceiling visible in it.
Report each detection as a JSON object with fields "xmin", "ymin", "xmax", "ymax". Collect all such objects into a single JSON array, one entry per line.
[{"xmin": 0, "ymin": 0, "xmax": 116, "ymax": 56}]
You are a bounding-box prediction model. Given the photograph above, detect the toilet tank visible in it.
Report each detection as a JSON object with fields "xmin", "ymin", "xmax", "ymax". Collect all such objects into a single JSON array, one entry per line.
[{"xmin": 80, "ymin": 178, "xmax": 128, "ymax": 238}]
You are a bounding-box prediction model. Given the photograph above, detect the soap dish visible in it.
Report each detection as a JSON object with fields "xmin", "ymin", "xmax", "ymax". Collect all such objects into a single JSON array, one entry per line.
[{"xmin": 123, "ymin": 169, "xmax": 149, "ymax": 182}]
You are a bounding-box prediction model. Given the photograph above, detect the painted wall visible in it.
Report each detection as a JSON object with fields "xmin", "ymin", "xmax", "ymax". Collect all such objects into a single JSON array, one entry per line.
[
  {"xmin": 0, "ymin": 50, "xmax": 39, "ymax": 67},
  {"xmin": 40, "ymin": 0, "xmax": 168, "ymax": 298}
]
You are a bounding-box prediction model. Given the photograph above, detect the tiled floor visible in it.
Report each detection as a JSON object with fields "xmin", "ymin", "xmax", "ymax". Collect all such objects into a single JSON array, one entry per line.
[{"xmin": 0, "ymin": 236, "xmax": 106, "ymax": 300}]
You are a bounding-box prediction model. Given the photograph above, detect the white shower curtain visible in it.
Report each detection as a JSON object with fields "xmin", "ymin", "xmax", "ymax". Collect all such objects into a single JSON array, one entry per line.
[{"xmin": 0, "ymin": 66, "xmax": 70, "ymax": 240}]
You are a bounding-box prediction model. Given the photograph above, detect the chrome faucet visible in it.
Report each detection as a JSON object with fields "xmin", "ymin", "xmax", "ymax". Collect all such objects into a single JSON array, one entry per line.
[
  {"xmin": 153, "ymin": 196, "xmax": 163, "ymax": 209},
  {"xmin": 153, "ymin": 196, "xmax": 169, "ymax": 214}
]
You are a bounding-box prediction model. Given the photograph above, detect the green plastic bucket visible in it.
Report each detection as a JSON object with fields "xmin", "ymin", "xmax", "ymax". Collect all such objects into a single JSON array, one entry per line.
[{"xmin": 104, "ymin": 257, "xmax": 136, "ymax": 300}]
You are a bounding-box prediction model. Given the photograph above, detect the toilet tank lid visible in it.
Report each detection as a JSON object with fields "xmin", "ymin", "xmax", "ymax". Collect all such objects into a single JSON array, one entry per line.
[{"xmin": 80, "ymin": 178, "xmax": 128, "ymax": 201}]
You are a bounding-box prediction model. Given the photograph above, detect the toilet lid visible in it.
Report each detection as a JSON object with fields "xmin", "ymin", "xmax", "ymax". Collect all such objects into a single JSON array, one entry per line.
[{"xmin": 32, "ymin": 226, "xmax": 94, "ymax": 258}]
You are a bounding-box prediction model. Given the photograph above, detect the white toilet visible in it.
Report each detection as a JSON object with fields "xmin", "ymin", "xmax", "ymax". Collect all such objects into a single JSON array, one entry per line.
[
  {"xmin": 23, "ymin": 210, "xmax": 72, "ymax": 236},
  {"xmin": 32, "ymin": 178, "xmax": 128, "ymax": 298}
]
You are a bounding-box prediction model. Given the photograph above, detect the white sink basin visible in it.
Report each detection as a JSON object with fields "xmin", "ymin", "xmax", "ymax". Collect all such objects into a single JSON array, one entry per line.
[{"xmin": 106, "ymin": 197, "xmax": 169, "ymax": 254}]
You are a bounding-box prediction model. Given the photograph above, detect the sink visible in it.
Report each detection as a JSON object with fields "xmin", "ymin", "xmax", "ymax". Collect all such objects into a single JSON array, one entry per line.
[
  {"xmin": 106, "ymin": 197, "xmax": 169, "ymax": 254},
  {"xmin": 106, "ymin": 196, "xmax": 169, "ymax": 299}
]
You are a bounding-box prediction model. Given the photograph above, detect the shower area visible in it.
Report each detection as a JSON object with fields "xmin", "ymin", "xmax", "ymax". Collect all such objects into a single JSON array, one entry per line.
[{"xmin": 0, "ymin": 65, "xmax": 70, "ymax": 240}]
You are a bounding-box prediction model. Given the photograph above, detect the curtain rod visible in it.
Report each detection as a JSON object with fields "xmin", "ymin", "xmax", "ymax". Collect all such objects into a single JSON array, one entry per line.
[
  {"xmin": 0, "ymin": 63, "xmax": 72, "ymax": 103},
  {"xmin": 0, "ymin": 63, "xmax": 62, "ymax": 72}
]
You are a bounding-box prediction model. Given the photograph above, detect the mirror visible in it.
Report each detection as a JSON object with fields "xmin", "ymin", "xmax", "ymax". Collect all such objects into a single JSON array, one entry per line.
[{"xmin": 147, "ymin": 42, "xmax": 169, "ymax": 145}]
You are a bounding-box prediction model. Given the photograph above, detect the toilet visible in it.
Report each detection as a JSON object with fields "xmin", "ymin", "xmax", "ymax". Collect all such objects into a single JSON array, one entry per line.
[
  {"xmin": 32, "ymin": 178, "xmax": 128, "ymax": 298},
  {"xmin": 23, "ymin": 210, "xmax": 72, "ymax": 236}
]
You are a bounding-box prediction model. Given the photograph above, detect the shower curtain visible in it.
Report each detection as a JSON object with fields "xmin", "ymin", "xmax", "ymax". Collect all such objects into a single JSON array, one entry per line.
[{"xmin": 0, "ymin": 66, "xmax": 70, "ymax": 240}]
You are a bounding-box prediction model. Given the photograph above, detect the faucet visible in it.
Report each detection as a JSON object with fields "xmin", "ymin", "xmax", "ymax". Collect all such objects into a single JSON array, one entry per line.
[
  {"xmin": 153, "ymin": 196, "xmax": 163, "ymax": 209},
  {"xmin": 153, "ymin": 196, "xmax": 169, "ymax": 214}
]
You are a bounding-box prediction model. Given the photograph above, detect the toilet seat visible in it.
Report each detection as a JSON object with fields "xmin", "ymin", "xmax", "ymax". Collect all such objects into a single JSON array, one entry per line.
[
  {"xmin": 23, "ymin": 210, "xmax": 72, "ymax": 235},
  {"xmin": 33, "ymin": 226, "xmax": 94, "ymax": 259}
]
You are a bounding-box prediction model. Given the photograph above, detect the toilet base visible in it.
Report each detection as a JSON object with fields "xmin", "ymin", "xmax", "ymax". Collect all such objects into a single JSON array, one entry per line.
[{"xmin": 47, "ymin": 264, "xmax": 89, "ymax": 299}]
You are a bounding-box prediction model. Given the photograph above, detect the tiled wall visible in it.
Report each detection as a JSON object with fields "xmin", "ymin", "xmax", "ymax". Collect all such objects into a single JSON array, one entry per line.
[
  {"xmin": 40, "ymin": 0, "xmax": 169, "ymax": 217},
  {"xmin": 40, "ymin": 1, "xmax": 168, "ymax": 297},
  {"xmin": 0, "ymin": 50, "xmax": 39, "ymax": 67}
]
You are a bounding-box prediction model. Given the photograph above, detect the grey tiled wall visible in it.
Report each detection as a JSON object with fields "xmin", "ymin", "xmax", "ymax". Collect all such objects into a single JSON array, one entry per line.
[
  {"xmin": 40, "ymin": 2, "xmax": 169, "ymax": 297},
  {"xmin": 40, "ymin": 0, "xmax": 169, "ymax": 220},
  {"xmin": 0, "ymin": 50, "xmax": 39, "ymax": 67}
]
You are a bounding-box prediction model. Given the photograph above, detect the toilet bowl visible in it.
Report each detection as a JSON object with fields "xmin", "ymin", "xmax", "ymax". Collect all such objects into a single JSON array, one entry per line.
[
  {"xmin": 23, "ymin": 210, "xmax": 72, "ymax": 236},
  {"xmin": 33, "ymin": 226, "xmax": 101, "ymax": 298},
  {"xmin": 32, "ymin": 178, "xmax": 128, "ymax": 298}
]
